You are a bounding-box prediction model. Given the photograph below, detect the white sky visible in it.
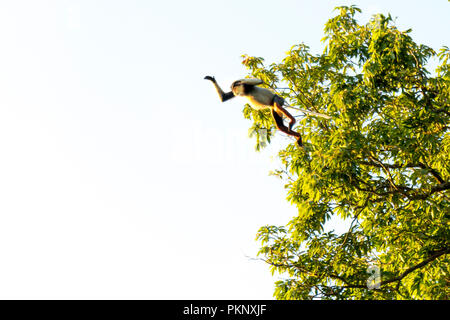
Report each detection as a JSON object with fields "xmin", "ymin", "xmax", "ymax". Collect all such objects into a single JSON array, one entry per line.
[{"xmin": 0, "ymin": 0, "xmax": 448, "ymax": 299}]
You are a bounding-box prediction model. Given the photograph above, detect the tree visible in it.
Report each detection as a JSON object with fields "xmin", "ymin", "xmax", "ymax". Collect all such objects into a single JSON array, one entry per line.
[{"xmin": 242, "ymin": 6, "xmax": 449, "ymax": 299}]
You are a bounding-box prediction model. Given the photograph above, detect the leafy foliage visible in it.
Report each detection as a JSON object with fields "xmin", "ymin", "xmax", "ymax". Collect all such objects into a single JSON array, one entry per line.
[{"xmin": 244, "ymin": 6, "xmax": 449, "ymax": 299}]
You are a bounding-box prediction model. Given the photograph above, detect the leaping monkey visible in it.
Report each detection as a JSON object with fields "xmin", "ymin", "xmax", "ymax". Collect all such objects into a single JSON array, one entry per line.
[{"xmin": 204, "ymin": 76, "xmax": 303, "ymax": 146}]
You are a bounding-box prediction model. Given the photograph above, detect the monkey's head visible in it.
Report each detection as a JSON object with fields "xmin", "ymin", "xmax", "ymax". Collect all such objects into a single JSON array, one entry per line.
[{"xmin": 231, "ymin": 80, "xmax": 246, "ymax": 96}]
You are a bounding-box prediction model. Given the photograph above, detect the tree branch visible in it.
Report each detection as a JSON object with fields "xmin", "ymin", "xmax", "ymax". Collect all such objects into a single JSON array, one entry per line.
[
  {"xmin": 368, "ymin": 155, "xmax": 400, "ymax": 190},
  {"xmin": 409, "ymin": 181, "xmax": 450, "ymax": 200},
  {"xmin": 380, "ymin": 247, "xmax": 450, "ymax": 287},
  {"xmin": 336, "ymin": 247, "xmax": 450, "ymax": 291},
  {"xmin": 359, "ymin": 160, "xmax": 445, "ymax": 184}
]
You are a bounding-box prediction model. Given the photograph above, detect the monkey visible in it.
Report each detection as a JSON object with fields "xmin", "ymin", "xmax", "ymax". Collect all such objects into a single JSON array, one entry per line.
[{"xmin": 204, "ymin": 76, "xmax": 303, "ymax": 146}]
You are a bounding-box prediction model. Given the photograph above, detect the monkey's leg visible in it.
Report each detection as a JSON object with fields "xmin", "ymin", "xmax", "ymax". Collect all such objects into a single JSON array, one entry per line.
[
  {"xmin": 271, "ymin": 108, "xmax": 303, "ymax": 146},
  {"xmin": 274, "ymin": 102, "xmax": 297, "ymax": 131}
]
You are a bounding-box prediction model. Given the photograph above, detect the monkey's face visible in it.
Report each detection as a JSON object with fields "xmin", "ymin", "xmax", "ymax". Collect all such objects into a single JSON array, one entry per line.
[{"xmin": 231, "ymin": 82, "xmax": 246, "ymax": 96}]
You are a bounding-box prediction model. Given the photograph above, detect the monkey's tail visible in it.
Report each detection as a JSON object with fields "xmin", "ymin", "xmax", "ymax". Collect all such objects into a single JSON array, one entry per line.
[{"xmin": 285, "ymin": 103, "xmax": 331, "ymax": 119}]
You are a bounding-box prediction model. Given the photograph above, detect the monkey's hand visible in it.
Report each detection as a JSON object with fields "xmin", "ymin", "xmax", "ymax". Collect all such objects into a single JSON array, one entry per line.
[{"xmin": 204, "ymin": 75, "xmax": 216, "ymax": 82}]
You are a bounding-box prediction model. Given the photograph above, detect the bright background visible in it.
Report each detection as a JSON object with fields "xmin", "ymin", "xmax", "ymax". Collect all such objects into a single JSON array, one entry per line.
[{"xmin": 0, "ymin": 0, "xmax": 448, "ymax": 299}]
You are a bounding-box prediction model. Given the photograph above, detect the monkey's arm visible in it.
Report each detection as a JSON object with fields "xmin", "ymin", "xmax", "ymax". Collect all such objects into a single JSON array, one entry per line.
[{"xmin": 204, "ymin": 76, "xmax": 235, "ymax": 102}]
